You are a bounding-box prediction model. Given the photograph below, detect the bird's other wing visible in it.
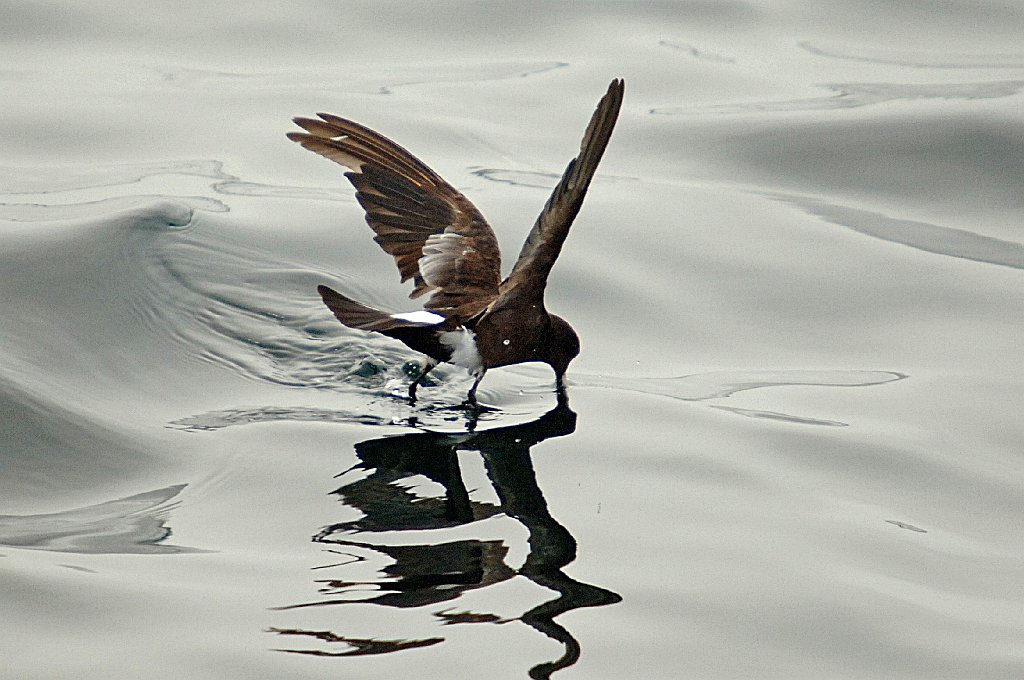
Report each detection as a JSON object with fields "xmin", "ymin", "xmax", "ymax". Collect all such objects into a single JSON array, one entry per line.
[
  {"xmin": 289, "ymin": 116, "xmax": 501, "ymax": 322},
  {"xmin": 497, "ymin": 79, "xmax": 623, "ymax": 307}
]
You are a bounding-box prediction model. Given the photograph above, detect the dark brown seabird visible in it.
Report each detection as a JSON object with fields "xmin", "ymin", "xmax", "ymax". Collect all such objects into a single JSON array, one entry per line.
[{"xmin": 287, "ymin": 79, "xmax": 624, "ymax": 405}]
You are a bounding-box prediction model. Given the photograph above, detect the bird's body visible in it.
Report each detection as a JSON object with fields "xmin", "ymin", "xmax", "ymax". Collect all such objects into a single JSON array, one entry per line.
[{"xmin": 289, "ymin": 79, "xmax": 624, "ymax": 404}]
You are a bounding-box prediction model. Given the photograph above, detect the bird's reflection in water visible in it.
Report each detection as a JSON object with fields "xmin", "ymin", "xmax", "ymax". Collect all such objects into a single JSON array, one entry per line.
[{"xmin": 271, "ymin": 398, "xmax": 621, "ymax": 678}]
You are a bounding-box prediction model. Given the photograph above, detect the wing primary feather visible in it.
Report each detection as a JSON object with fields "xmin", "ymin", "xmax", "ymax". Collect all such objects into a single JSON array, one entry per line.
[
  {"xmin": 499, "ymin": 78, "xmax": 624, "ymax": 304},
  {"xmin": 289, "ymin": 111, "xmax": 504, "ymax": 321}
]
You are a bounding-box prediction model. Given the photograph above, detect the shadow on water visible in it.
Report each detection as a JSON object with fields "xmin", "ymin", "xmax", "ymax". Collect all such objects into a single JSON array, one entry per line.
[{"xmin": 269, "ymin": 397, "xmax": 621, "ymax": 679}]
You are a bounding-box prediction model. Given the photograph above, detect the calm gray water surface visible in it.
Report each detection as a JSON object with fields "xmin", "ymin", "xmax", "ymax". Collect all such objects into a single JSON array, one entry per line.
[{"xmin": 2, "ymin": 2, "xmax": 1023, "ymax": 679}]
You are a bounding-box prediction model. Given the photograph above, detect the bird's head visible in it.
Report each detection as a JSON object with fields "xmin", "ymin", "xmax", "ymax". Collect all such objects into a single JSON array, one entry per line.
[{"xmin": 546, "ymin": 314, "xmax": 580, "ymax": 388}]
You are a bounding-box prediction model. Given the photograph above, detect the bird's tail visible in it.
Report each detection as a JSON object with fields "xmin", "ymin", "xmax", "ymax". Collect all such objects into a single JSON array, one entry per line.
[
  {"xmin": 317, "ymin": 285, "xmax": 405, "ymax": 332},
  {"xmin": 318, "ymin": 285, "xmax": 448, "ymax": 362}
]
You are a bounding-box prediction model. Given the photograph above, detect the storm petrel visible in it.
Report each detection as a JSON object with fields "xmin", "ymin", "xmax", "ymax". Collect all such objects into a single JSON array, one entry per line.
[{"xmin": 288, "ymin": 79, "xmax": 623, "ymax": 405}]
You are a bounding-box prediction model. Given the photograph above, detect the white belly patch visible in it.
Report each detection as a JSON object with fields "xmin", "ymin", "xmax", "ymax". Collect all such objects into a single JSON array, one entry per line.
[{"xmin": 439, "ymin": 327, "xmax": 483, "ymax": 375}]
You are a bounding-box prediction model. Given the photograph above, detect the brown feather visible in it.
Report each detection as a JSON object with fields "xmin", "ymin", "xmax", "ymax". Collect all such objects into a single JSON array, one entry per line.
[
  {"xmin": 498, "ymin": 79, "xmax": 624, "ymax": 307},
  {"xmin": 289, "ymin": 114, "xmax": 502, "ymax": 321},
  {"xmin": 317, "ymin": 285, "xmax": 449, "ymax": 360}
]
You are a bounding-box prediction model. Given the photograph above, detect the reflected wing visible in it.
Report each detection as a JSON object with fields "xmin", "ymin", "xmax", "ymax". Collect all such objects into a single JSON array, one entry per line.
[
  {"xmin": 288, "ymin": 115, "xmax": 501, "ymax": 321},
  {"xmin": 499, "ymin": 79, "xmax": 623, "ymax": 305}
]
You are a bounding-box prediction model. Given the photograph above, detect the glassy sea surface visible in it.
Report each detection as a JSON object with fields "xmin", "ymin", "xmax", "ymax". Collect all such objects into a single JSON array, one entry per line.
[{"xmin": 2, "ymin": 2, "xmax": 1022, "ymax": 678}]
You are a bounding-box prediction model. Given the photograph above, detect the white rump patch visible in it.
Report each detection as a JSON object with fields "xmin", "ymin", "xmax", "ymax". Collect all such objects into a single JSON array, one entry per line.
[
  {"xmin": 391, "ymin": 310, "xmax": 445, "ymax": 325},
  {"xmin": 439, "ymin": 328, "xmax": 483, "ymax": 375}
]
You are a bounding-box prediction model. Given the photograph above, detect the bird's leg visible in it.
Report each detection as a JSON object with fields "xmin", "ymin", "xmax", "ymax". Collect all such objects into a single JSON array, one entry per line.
[
  {"xmin": 408, "ymin": 360, "xmax": 437, "ymax": 403},
  {"xmin": 555, "ymin": 371, "xmax": 569, "ymax": 406},
  {"xmin": 465, "ymin": 369, "xmax": 486, "ymax": 408}
]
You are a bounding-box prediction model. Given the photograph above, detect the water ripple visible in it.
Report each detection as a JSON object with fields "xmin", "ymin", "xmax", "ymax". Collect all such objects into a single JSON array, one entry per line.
[
  {"xmin": 471, "ymin": 167, "xmax": 636, "ymax": 190},
  {"xmin": 0, "ymin": 484, "xmax": 202, "ymax": 555},
  {"xmin": 799, "ymin": 41, "xmax": 1024, "ymax": 69},
  {"xmin": 0, "ymin": 194, "xmax": 227, "ymax": 221},
  {"xmin": 651, "ymin": 80, "xmax": 1024, "ymax": 115},
  {"xmin": 0, "ymin": 159, "xmax": 235, "ymax": 195},
  {"xmin": 780, "ymin": 195, "xmax": 1024, "ymax": 270},
  {"xmin": 658, "ymin": 40, "xmax": 736, "ymax": 64},
  {"xmin": 170, "ymin": 369, "xmax": 906, "ymax": 433},
  {"xmin": 211, "ymin": 180, "xmax": 348, "ymax": 201},
  {"xmin": 168, "ymin": 399, "xmax": 505, "ymax": 433},
  {"xmin": 153, "ymin": 61, "xmax": 568, "ymax": 95},
  {"xmin": 574, "ymin": 369, "xmax": 906, "ymax": 401}
]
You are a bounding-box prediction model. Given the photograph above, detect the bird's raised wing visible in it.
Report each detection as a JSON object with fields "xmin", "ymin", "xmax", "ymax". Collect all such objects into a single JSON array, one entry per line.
[
  {"xmin": 498, "ymin": 79, "xmax": 623, "ymax": 306},
  {"xmin": 288, "ymin": 115, "xmax": 501, "ymax": 322}
]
